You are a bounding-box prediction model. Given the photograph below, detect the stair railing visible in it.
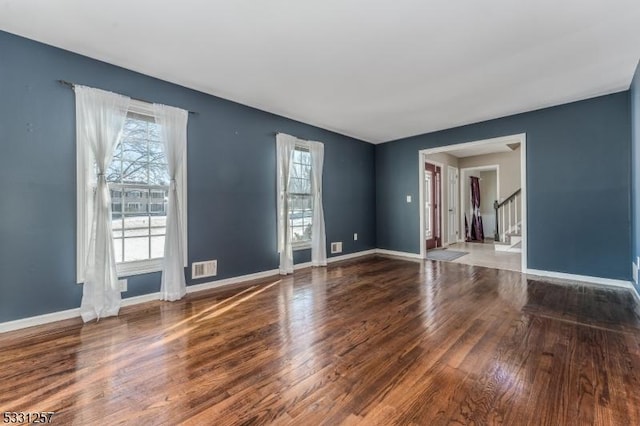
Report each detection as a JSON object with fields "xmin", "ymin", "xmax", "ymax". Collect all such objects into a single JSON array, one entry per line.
[{"xmin": 493, "ymin": 188, "xmax": 521, "ymax": 242}]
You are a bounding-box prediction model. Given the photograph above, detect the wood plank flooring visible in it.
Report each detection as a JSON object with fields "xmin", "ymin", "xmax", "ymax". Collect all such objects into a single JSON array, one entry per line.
[{"xmin": 1, "ymin": 255, "xmax": 640, "ymax": 425}]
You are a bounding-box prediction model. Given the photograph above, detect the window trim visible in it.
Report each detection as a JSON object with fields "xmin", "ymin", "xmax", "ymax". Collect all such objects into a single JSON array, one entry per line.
[{"xmin": 76, "ymin": 99, "xmax": 188, "ymax": 282}]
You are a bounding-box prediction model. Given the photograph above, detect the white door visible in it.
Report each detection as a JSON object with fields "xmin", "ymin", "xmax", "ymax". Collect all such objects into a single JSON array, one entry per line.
[{"xmin": 447, "ymin": 166, "xmax": 458, "ymax": 243}]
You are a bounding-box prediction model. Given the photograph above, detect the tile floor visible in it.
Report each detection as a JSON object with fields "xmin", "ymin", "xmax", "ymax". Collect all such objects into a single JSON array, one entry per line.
[{"xmin": 439, "ymin": 241, "xmax": 522, "ymax": 272}]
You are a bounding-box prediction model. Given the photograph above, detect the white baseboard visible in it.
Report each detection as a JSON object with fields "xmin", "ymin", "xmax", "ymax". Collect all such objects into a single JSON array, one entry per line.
[
  {"xmin": 293, "ymin": 262, "xmax": 312, "ymax": 271},
  {"xmin": 291, "ymin": 249, "xmax": 378, "ymax": 271},
  {"xmin": 0, "ymin": 249, "xmax": 377, "ymax": 334},
  {"xmin": 0, "ymin": 308, "xmax": 81, "ymax": 334},
  {"xmin": 375, "ymin": 249, "xmax": 423, "ymax": 260},
  {"xmin": 329, "ymin": 249, "xmax": 377, "ymax": 262},
  {"xmin": 629, "ymin": 283, "xmax": 640, "ymax": 304},
  {"xmin": 526, "ymin": 268, "xmax": 635, "ymax": 290},
  {"xmin": 187, "ymin": 268, "xmax": 281, "ymax": 294},
  {"xmin": 121, "ymin": 292, "xmax": 161, "ymax": 306}
]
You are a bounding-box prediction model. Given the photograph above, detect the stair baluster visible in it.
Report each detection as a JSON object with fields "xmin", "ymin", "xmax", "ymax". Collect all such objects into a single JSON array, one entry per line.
[{"xmin": 494, "ymin": 188, "xmax": 521, "ymax": 246}]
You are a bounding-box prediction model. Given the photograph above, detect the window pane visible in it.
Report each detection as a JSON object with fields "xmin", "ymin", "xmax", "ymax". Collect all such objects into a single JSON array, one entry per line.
[
  {"xmin": 122, "ymin": 161, "xmax": 149, "ymax": 184},
  {"xmin": 292, "ymin": 149, "xmax": 302, "ymax": 163},
  {"xmin": 151, "ymin": 236, "xmax": 165, "ymax": 259},
  {"xmin": 148, "ymin": 164, "xmax": 170, "ymax": 186},
  {"xmin": 124, "ymin": 237, "xmax": 150, "ymax": 262},
  {"xmin": 290, "ymin": 163, "xmax": 303, "ymax": 179},
  {"xmin": 123, "ymin": 215, "xmax": 149, "ymax": 237},
  {"xmin": 288, "ymin": 175, "xmax": 313, "ymax": 244},
  {"xmin": 120, "ymin": 138, "xmax": 148, "ymax": 161},
  {"xmin": 149, "ymin": 123, "xmax": 161, "ymax": 142},
  {"xmin": 106, "ymin": 159, "xmax": 122, "ymax": 182},
  {"xmin": 112, "ymin": 216, "xmax": 124, "ymax": 239},
  {"xmin": 150, "ymin": 226, "xmax": 166, "ymax": 236},
  {"xmin": 149, "ymin": 141, "xmax": 164, "ymax": 157},
  {"xmin": 112, "ymin": 142, "xmax": 123, "ymax": 160},
  {"xmin": 150, "ymin": 214, "xmax": 167, "ymax": 228},
  {"xmin": 113, "ymin": 238, "xmax": 123, "ymax": 263},
  {"xmin": 290, "ymin": 178, "xmax": 311, "ymax": 194}
]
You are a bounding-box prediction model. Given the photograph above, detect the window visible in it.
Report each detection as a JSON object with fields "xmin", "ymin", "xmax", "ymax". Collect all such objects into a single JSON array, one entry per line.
[
  {"xmin": 77, "ymin": 99, "xmax": 187, "ymax": 281},
  {"xmin": 106, "ymin": 111, "xmax": 169, "ymax": 267},
  {"xmin": 289, "ymin": 147, "xmax": 313, "ymax": 248}
]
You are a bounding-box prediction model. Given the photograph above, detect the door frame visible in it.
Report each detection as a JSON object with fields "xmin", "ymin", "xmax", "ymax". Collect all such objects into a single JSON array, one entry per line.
[
  {"xmin": 447, "ymin": 165, "xmax": 459, "ymax": 245},
  {"xmin": 418, "ymin": 133, "xmax": 527, "ymax": 272},
  {"xmin": 459, "ymin": 165, "xmax": 499, "ymax": 243},
  {"xmin": 424, "ymin": 158, "xmax": 444, "ymax": 250}
]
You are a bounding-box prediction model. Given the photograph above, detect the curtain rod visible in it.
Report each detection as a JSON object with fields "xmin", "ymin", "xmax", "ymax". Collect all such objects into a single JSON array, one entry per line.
[
  {"xmin": 275, "ymin": 132, "xmax": 315, "ymax": 142},
  {"xmin": 57, "ymin": 80, "xmax": 198, "ymax": 115}
]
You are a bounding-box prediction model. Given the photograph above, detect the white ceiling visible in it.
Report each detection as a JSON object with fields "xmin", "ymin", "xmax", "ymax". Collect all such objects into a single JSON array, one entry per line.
[{"xmin": 1, "ymin": 1, "xmax": 639, "ymax": 144}]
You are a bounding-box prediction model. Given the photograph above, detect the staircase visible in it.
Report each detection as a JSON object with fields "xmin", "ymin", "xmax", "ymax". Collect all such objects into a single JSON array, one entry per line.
[
  {"xmin": 493, "ymin": 188, "xmax": 522, "ymax": 253},
  {"xmin": 494, "ymin": 231, "xmax": 522, "ymax": 253}
]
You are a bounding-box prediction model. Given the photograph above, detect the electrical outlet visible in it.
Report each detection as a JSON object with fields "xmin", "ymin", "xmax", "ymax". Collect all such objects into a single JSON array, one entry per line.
[
  {"xmin": 119, "ymin": 279, "xmax": 128, "ymax": 292},
  {"xmin": 353, "ymin": 233, "xmax": 358, "ymax": 241}
]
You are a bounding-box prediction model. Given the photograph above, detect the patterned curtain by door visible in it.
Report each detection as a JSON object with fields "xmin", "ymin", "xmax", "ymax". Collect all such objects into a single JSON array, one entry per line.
[{"xmin": 469, "ymin": 176, "xmax": 484, "ymax": 241}]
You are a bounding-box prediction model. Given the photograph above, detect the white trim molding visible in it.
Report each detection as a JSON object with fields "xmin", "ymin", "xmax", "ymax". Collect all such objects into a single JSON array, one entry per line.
[
  {"xmin": 186, "ymin": 268, "xmax": 281, "ymax": 294},
  {"xmin": 630, "ymin": 285, "xmax": 640, "ymax": 305},
  {"xmin": 0, "ymin": 308, "xmax": 82, "ymax": 334},
  {"xmin": 329, "ymin": 249, "xmax": 377, "ymax": 262},
  {"xmin": 526, "ymin": 268, "xmax": 635, "ymax": 290},
  {"xmin": 375, "ymin": 249, "xmax": 423, "ymax": 260}
]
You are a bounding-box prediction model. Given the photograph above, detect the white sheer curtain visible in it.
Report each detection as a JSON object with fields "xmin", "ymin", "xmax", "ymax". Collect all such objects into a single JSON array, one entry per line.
[
  {"xmin": 154, "ymin": 104, "xmax": 188, "ymax": 301},
  {"xmin": 76, "ymin": 86, "xmax": 130, "ymax": 322},
  {"xmin": 309, "ymin": 142, "xmax": 327, "ymax": 266},
  {"xmin": 276, "ymin": 134, "xmax": 297, "ymax": 275}
]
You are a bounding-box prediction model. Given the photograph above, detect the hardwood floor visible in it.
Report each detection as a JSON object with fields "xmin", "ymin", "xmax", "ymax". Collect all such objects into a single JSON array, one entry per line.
[{"xmin": 1, "ymin": 255, "xmax": 640, "ymax": 425}]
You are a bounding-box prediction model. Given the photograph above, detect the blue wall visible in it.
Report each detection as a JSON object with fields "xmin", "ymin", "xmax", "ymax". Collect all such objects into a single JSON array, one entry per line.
[
  {"xmin": 631, "ymin": 61, "xmax": 640, "ymax": 291},
  {"xmin": 376, "ymin": 93, "xmax": 631, "ymax": 281},
  {"xmin": 0, "ymin": 31, "xmax": 376, "ymax": 322}
]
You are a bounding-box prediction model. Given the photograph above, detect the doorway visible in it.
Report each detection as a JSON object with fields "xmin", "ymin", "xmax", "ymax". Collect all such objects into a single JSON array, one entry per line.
[
  {"xmin": 424, "ymin": 162, "xmax": 442, "ymax": 249},
  {"xmin": 418, "ymin": 133, "xmax": 527, "ymax": 272}
]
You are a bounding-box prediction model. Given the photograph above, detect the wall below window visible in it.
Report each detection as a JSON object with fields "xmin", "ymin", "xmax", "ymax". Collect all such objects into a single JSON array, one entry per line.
[
  {"xmin": 631, "ymin": 60, "xmax": 640, "ymax": 291},
  {"xmin": 376, "ymin": 92, "xmax": 631, "ymax": 281},
  {"xmin": 0, "ymin": 31, "xmax": 376, "ymax": 323}
]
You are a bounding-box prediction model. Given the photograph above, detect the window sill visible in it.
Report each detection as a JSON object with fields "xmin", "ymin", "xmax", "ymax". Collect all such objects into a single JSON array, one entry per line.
[
  {"xmin": 116, "ymin": 258, "xmax": 163, "ymax": 278},
  {"xmin": 292, "ymin": 243, "xmax": 311, "ymax": 251}
]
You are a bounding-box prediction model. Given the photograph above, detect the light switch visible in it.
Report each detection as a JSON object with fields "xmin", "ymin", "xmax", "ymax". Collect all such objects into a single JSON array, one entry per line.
[{"xmin": 406, "ymin": 195, "xmax": 412, "ymax": 203}]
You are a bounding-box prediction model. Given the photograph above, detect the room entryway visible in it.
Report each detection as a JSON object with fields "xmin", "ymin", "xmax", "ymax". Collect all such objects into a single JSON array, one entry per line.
[{"xmin": 419, "ymin": 134, "xmax": 527, "ymax": 273}]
